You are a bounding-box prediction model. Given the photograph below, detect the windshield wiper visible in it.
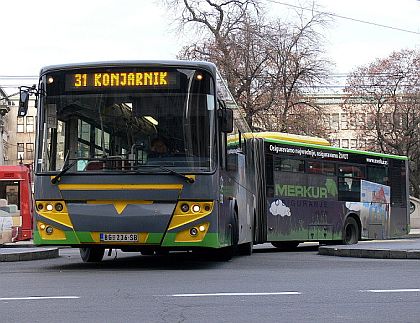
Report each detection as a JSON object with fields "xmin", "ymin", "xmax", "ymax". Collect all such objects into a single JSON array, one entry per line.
[
  {"xmin": 134, "ymin": 165, "xmax": 194, "ymax": 184},
  {"xmin": 51, "ymin": 160, "xmax": 78, "ymax": 184}
]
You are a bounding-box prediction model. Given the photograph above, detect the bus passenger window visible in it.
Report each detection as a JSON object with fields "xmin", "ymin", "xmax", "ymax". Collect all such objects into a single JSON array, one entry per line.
[
  {"xmin": 307, "ymin": 161, "xmax": 322, "ymax": 174},
  {"xmin": 338, "ymin": 164, "xmax": 365, "ymax": 202},
  {"xmin": 367, "ymin": 166, "xmax": 388, "ymax": 185},
  {"xmin": 307, "ymin": 161, "xmax": 335, "ymax": 175},
  {"xmin": 274, "ymin": 158, "xmax": 304, "ymax": 173}
]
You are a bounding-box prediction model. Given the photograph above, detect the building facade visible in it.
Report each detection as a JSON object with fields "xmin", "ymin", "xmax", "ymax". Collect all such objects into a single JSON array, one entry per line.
[{"xmin": 0, "ymin": 88, "xmax": 36, "ymax": 167}]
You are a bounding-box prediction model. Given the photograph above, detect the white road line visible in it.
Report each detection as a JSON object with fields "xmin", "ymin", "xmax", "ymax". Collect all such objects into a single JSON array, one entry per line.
[
  {"xmin": 166, "ymin": 292, "xmax": 301, "ymax": 297},
  {"xmin": 360, "ymin": 289, "xmax": 420, "ymax": 293},
  {"xmin": 0, "ymin": 296, "xmax": 80, "ymax": 301}
]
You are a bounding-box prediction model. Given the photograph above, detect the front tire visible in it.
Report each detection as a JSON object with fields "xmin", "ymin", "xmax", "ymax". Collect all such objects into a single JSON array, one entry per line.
[
  {"xmin": 80, "ymin": 247, "xmax": 105, "ymax": 262},
  {"xmin": 342, "ymin": 217, "xmax": 359, "ymax": 245}
]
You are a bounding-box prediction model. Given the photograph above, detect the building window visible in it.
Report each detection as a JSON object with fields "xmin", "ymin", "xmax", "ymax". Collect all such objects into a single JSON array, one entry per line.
[
  {"xmin": 322, "ymin": 113, "xmax": 331, "ymax": 130},
  {"xmin": 26, "ymin": 143, "xmax": 34, "ymax": 160},
  {"xmin": 340, "ymin": 113, "xmax": 348, "ymax": 130},
  {"xmin": 330, "ymin": 139, "xmax": 340, "ymax": 147},
  {"xmin": 17, "ymin": 143, "xmax": 24, "ymax": 160},
  {"xmin": 341, "ymin": 139, "xmax": 349, "ymax": 148},
  {"xmin": 17, "ymin": 117, "xmax": 24, "ymax": 133},
  {"xmin": 350, "ymin": 139, "xmax": 357, "ymax": 149},
  {"xmin": 331, "ymin": 113, "xmax": 339, "ymax": 130},
  {"xmin": 26, "ymin": 116, "xmax": 34, "ymax": 133}
]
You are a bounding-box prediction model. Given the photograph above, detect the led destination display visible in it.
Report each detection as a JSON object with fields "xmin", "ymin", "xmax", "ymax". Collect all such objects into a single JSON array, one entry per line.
[{"xmin": 65, "ymin": 71, "xmax": 178, "ymax": 91}]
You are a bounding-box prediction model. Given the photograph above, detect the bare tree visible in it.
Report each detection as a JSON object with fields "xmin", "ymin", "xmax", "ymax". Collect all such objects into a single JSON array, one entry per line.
[
  {"xmin": 165, "ymin": 0, "xmax": 332, "ymax": 135},
  {"xmin": 344, "ymin": 49, "xmax": 420, "ymax": 197}
]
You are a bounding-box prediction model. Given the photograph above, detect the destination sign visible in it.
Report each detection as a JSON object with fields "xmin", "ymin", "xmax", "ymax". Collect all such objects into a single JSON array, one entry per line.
[{"xmin": 65, "ymin": 71, "xmax": 178, "ymax": 91}]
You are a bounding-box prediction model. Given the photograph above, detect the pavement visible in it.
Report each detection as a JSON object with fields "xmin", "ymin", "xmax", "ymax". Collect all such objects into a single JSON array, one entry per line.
[
  {"xmin": 319, "ymin": 229, "xmax": 420, "ymax": 259},
  {"xmin": 1, "ymin": 230, "xmax": 420, "ymax": 262},
  {"xmin": 0, "ymin": 240, "xmax": 59, "ymax": 262}
]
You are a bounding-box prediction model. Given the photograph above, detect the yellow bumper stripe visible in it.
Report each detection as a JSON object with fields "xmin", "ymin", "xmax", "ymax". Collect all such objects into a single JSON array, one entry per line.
[{"xmin": 58, "ymin": 184, "xmax": 183, "ymax": 190}]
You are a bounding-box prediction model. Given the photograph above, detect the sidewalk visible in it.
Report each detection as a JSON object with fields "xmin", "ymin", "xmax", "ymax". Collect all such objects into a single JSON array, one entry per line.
[
  {"xmin": 318, "ymin": 229, "xmax": 420, "ymax": 259},
  {"xmin": 0, "ymin": 240, "xmax": 59, "ymax": 262}
]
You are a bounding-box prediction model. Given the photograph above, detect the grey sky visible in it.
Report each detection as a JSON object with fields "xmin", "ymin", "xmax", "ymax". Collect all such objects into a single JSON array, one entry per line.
[{"xmin": 0, "ymin": 0, "xmax": 418, "ymax": 92}]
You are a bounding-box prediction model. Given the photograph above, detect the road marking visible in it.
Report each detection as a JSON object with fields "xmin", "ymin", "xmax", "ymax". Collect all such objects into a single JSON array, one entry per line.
[
  {"xmin": 360, "ymin": 289, "xmax": 420, "ymax": 293},
  {"xmin": 166, "ymin": 292, "xmax": 301, "ymax": 297},
  {"xmin": 0, "ymin": 296, "xmax": 80, "ymax": 301}
]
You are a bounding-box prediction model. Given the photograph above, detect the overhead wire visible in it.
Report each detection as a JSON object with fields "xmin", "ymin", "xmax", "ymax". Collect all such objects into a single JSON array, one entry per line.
[{"xmin": 263, "ymin": 0, "xmax": 420, "ymax": 35}]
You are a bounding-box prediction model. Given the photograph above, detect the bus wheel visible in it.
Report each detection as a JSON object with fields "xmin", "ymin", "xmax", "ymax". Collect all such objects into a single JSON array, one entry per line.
[
  {"xmin": 212, "ymin": 246, "xmax": 234, "ymax": 261},
  {"xmin": 271, "ymin": 242, "xmax": 299, "ymax": 250},
  {"xmin": 79, "ymin": 247, "xmax": 105, "ymax": 262},
  {"xmin": 238, "ymin": 241, "xmax": 253, "ymax": 256},
  {"xmin": 342, "ymin": 217, "xmax": 359, "ymax": 245}
]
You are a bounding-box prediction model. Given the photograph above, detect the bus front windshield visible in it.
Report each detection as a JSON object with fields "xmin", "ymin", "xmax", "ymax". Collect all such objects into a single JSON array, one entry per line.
[{"xmin": 37, "ymin": 67, "xmax": 216, "ymax": 174}]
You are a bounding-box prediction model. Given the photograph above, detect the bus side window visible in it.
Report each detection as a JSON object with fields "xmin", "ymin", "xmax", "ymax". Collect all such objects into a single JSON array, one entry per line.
[
  {"xmin": 274, "ymin": 158, "xmax": 304, "ymax": 173},
  {"xmin": 338, "ymin": 164, "xmax": 365, "ymax": 202},
  {"xmin": 367, "ymin": 166, "xmax": 388, "ymax": 185},
  {"xmin": 307, "ymin": 161, "xmax": 335, "ymax": 175}
]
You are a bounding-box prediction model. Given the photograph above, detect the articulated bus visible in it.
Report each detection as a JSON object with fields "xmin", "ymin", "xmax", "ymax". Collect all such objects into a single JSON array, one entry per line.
[
  {"xmin": 21, "ymin": 60, "xmax": 409, "ymax": 262},
  {"xmin": 21, "ymin": 60, "xmax": 259, "ymax": 261},
  {"xmin": 251, "ymin": 132, "xmax": 409, "ymax": 248}
]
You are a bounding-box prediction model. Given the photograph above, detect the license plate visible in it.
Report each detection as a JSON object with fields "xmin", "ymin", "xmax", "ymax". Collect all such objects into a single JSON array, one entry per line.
[{"xmin": 99, "ymin": 233, "xmax": 139, "ymax": 242}]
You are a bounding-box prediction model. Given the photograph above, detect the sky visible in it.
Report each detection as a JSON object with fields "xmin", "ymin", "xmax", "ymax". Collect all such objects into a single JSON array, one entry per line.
[{"xmin": 0, "ymin": 0, "xmax": 419, "ymax": 94}]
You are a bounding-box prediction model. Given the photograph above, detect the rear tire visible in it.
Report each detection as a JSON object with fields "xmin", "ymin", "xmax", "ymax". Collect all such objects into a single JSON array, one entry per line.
[
  {"xmin": 342, "ymin": 217, "xmax": 359, "ymax": 245},
  {"xmin": 80, "ymin": 247, "xmax": 105, "ymax": 262}
]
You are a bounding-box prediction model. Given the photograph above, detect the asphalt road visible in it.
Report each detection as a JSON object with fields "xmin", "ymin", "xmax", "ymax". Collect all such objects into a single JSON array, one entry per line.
[{"xmin": 1, "ymin": 244, "xmax": 420, "ymax": 323}]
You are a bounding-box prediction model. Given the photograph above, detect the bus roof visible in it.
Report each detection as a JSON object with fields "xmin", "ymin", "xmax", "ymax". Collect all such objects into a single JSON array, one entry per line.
[
  {"xmin": 39, "ymin": 60, "xmax": 217, "ymax": 75},
  {"xmin": 253, "ymin": 132, "xmax": 331, "ymax": 146}
]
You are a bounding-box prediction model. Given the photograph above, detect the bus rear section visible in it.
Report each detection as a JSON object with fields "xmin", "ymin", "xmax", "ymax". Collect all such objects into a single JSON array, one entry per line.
[{"xmin": 260, "ymin": 134, "xmax": 409, "ymax": 248}]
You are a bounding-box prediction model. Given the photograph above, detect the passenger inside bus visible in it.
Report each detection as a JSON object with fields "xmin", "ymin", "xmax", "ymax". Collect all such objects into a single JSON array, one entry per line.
[{"xmin": 149, "ymin": 137, "xmax": 169, "ymax": 157}]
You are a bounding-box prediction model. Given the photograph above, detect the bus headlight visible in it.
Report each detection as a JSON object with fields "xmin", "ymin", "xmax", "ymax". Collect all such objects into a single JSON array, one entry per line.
[
  {"xmin": 181, "ymin": 203, "xmax": 189, "ymax": 212},
  {"xmin": 189, "ymin": 227, "xmax": 198, "ymax": 236},
  {"xmin": 192, "ymin": 205, "xmax": 200, "ymax": 213},
  {"xmin": 55, "ymin": 203, "xmax": 64, "ymax": 212},
  {"xmin": 46, "ymin": 204, "xmax": 53, "ymax": 211}
]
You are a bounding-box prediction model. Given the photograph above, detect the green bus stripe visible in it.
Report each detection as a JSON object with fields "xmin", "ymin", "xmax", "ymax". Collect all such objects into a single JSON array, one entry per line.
[{"xmin": 265, "ymin": 138, "xmax": 408, "ymax": 160}]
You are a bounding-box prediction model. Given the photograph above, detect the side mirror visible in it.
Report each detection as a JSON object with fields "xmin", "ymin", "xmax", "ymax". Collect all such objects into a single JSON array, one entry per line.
[
  {"xmin": 220, "ymin": 108, "xmax": 234, "ymax": 133},
  {"xmin": 18, "ymin": 89, "xmax": 30, "ymax": 117}
]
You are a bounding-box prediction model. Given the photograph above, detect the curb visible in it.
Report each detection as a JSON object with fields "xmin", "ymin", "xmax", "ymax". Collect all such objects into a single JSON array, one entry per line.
[
  {"xmin": 0, "ymin": 248, "xmax": 59, "ymax": 262},
  {"xmin": 318, "ymin": 246, "xmax": 420, "ymax": 259}
]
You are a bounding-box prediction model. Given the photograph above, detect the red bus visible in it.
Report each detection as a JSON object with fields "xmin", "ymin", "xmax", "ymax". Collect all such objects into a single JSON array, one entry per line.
[{"xmin": 0, "ymin": 165, "xmax": 33, "ymax": 242}]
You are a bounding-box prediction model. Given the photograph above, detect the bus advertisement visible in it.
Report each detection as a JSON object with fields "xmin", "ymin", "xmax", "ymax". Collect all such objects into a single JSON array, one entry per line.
[{"xmin": 259, "ymin": 134, "xmax": 409, "ymax": 248}]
